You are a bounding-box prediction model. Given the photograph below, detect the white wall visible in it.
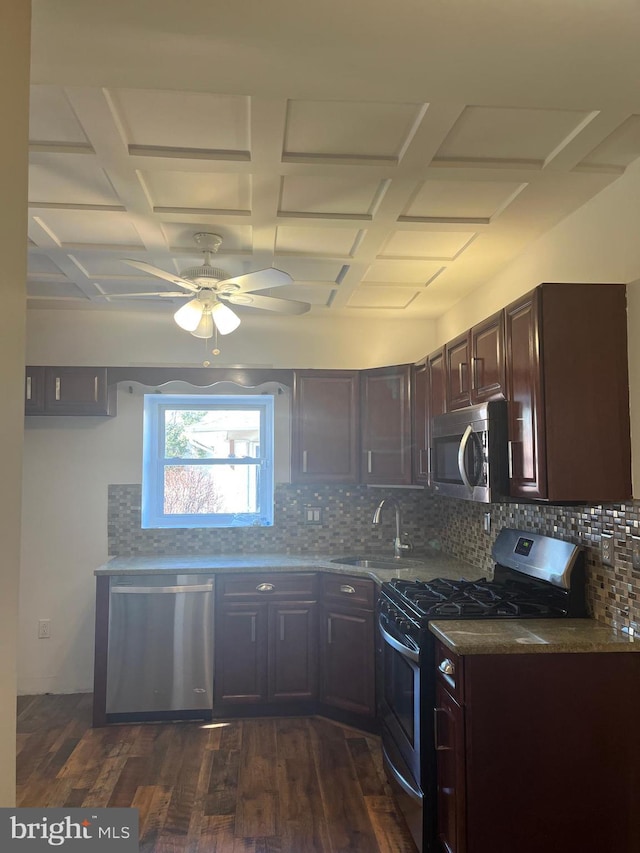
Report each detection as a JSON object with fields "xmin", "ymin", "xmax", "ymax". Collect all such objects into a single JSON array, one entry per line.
[
  {"xmin": 26, "ymin": 310, "xmax": 439, "ymax": 370},
  {"xmin": 1, "ymin": 0, "xmax": 30, "ymax": 806}
]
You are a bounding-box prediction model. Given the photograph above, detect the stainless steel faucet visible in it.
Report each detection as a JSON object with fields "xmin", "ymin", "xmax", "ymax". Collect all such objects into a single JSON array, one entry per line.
[{"xmin": 372, "ymin": 498, "xmax": 412, "ymax": 558}]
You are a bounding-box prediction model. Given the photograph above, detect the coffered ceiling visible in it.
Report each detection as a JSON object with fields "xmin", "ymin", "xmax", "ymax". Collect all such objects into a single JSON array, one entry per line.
[{"xmin": 27, "ymin": 0, "xmax": 640, "ymax": 323}]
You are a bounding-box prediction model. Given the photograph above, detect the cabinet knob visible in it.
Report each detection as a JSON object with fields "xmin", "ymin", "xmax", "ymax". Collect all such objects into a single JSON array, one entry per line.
[
  {"xmin": 340, "ymin": 584, "xmax": 356, "ymax": 595},
  {"xmin": 256, "ymin": 582, "xmax": 275, "ymax": 593},
  {"xmin": 438, "ymin": 658, "xmax": 455, "ymax": 676}
]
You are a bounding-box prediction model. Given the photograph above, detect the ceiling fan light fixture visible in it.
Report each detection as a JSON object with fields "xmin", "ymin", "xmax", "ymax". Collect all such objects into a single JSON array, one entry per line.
[
  {"xmin": 174, "ymin": 298, "xmax": 204, "ymax": 332},
  {"xmin": 211, "ymin": 301, "xmax": 241, "ymax": 335}
]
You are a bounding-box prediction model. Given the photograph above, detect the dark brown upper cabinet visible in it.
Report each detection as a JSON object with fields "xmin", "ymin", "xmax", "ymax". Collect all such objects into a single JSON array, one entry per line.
[
  {"xmin": 412, "ymin": 359, "xmax": 429, "ymax": 484},
  {"xmin": 470, "ymin": 310, "xmax": 505, "ymax": 404},
  {"xmin": 361, "ymin": 364, "xmax": 412, "ymax": 485},
  {"xmin": 26, "ymin": 366, "xmax": 116, "ymax": 416},
  {"xmin": 504, "ymin": 283, "xmax": 631, "ymax": 502},
  {"xmin": 445, "ymin": 332, "xmax": 472, "ymax": 411},
  {"xmin": 446, "ymin": 313, "xmax": 505, "ymax": 411},
  {"xmin": 291, "ymin": 370, "xmax": 359, "ymax": 483}
]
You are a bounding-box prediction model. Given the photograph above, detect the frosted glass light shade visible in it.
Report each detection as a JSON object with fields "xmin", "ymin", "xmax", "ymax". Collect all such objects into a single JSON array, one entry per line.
[
  {"xmin": 190, "ymin": 310, "xmax": 215, "ymax": 339},
  {"xmin": 174, "ymin": 299, "xmax": 204, "ymax": 332},
  {"xmin": 212, "ymin": 302, "xmax": 241, "ymax": 335}
]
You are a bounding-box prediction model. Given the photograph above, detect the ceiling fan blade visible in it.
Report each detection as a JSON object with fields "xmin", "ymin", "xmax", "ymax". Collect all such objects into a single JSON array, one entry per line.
[
  {"xmin": 223, "ymin": 293, "xmax": 310, "ymax": 315},
  {"xmin": 219, "ymin": 267, "xmax": 293, "ymax": 294},
  {"xmin": 96, "ymin": 291, "xmax": 189, "ymax": 298},
  {"xmin": 122, "ymin": 259, "xmax": 200, "ymax": 292}
]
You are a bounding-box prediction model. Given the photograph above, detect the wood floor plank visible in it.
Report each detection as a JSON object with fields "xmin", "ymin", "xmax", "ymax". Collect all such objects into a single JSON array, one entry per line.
[
  {"xmin": 163, "ymin": 726, "xmax": 208, "ymax": 837},
  {"xmin": 205, "ymin": 748, "xmax": 240, "ymax": 816},
  {"xmin": 310, "ymin": 717, "xmax": 382, "ymax": 853},
  {"xmin": 276, "ymin": 755, "xmax": 332, "ymax": 853},
  {"xmin": 108, "ymin": 756, "xmax": 150, "ymax": 808},
  {"xmin": 347, "ymin": 736, "xmax": 387, "ymax": 796},
  {"xmin": 139, "ymin": 785, "xmax": 173, "ymax": 852},
  {"xmin": 81, "ymin": 757, "xmax": 128, "ymax": 808},
  {"xmin": 365, "ymin": 794, "xmax": 419, "ymax": 853},
  {"xmin": 197, "ymin": 815, "xmax": 236, "ymax": 853},
  {"xmin": 235, "ymin": 720, "xmax": 278, "ymax": 839}
]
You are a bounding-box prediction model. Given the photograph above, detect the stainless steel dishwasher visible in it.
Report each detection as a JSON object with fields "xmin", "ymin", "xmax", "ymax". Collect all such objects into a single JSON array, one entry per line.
[{"xmin": 106, "ymin": 574, "xmax": 214, "ymax": 719}]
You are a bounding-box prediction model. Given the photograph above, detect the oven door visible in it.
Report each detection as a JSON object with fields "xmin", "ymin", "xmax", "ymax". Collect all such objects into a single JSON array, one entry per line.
[
  {"xmin": 378, "ymin": 612, "xmax": 422, "ymax": 787},
  {"xmin": 378, "ymin": 612, "xmax": 424, "ymax": 850}
]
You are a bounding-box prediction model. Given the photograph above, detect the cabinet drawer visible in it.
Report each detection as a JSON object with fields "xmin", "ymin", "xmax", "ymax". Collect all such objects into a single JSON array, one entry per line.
[
  {"xmin": 217, "ymin": 572, "xmax": 317, "ymax": 601},
  {"xmin": 434, "ymin": 640, "xmax": 464, "ymax": 704},
  {"xmin": 321, "ymin": 574, "xmax": 375, "ymax": 610}
]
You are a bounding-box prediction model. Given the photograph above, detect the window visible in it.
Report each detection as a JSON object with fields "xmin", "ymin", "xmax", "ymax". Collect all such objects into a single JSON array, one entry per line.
[{"xmin": 142, "ymin": 394, "xmax": 274, "ymax": 529}]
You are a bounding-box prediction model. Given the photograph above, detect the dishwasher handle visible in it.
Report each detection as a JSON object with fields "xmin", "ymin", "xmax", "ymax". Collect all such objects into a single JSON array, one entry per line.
[{"xmin": 111, "ymin": 583, "xmax": 213, "ymax": 595}]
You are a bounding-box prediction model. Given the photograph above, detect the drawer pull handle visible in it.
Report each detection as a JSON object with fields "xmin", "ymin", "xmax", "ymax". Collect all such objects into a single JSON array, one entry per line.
[
  {"xmin": 439, "ymin": 659, "xmax": 455, "ymax": 676},
  {"xmin": 55, "ymin": 377, "xmax": 61, "ymax": 401},
  {"xmin": 302, "ymin": 450, "xmax": 308, "ymax": 473},
  {"xmin": 256, "ymin": 582, "xmax": 275, "ymax": 593},
  {"xmin": 340, "ymin": 584, "xmax": 356, "ymax": 595},
  {"xmin": 26, "ymin": 376, "xmax": 32, "ymax": 401}
]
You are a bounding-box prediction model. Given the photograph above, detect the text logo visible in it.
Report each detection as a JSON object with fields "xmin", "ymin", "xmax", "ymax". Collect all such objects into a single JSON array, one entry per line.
[{"xmin": 1, "ymin": 808, "xmax": 138, "ymax": 851}]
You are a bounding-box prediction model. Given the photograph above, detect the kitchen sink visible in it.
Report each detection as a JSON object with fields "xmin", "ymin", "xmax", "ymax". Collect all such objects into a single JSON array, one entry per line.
[{"xmin": 330, "ymin": 555, "xmax": 418, "ymax": 571}]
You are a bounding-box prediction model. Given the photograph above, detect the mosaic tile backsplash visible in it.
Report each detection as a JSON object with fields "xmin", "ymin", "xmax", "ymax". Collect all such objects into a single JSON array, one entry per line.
[
  {"xmin": 108, "ymin": 483, "xmax": 439, "ymax": 559},
  {"xmin": 108, "ymin": 484, "xmax": 640, "ymax": 632}
]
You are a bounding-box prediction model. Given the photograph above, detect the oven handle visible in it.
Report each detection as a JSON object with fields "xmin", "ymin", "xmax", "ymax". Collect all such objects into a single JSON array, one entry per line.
[
  {"xmin": 382, "ymin": 743, "xmax": 423, "ymax": 803},
  {"xmin": 378, "ymin": 615, "xmax": 420, "ymax": 663},
  {"xmin": 457, "ymin": 424, "xmax": 474, "ymax": 490}
]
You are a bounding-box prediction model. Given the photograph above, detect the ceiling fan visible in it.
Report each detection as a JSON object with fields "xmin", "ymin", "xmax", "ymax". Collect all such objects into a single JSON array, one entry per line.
[{"xmin": 118, "ymin": 232, "xmax": 310, "ymax": 338}]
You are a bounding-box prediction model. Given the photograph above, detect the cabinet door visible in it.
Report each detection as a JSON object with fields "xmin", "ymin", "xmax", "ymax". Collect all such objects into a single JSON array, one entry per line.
[
  {"xmin": 445, "ymin": 333, "xmax": 471, "ymax": 410},
  {"xmin": 215, "ymin": 604, "xmax": 268, "ymax": 704},
  {"xmin": 320, "ymin": 604, "xmax": 375, "ymax": 716},
  {"xmin": 25, "ymin": 366, "xmax": 45, "ymax": 414},
  {"xmin": 361, "ymin": 364, "xmax": 412, "ymax": 485},
  {"xmin": 470, "ymin": 311, "xmax": 505, "ymax": 404},
  {"xmin": 268, "ymin": 602, "xmax": 318, "ymax": 702},
  {"xmin": 292, "ymin": 370, "xmax": 359, "ymax": 483},
  {"xmin": 43, "ymin": 367, "xmax": 115, "ymax": 416},
  {"xmin": 412, "ymin": 360, "xmax": 429, "ymax": 484},
  {"xmin": 428, "ymin": 348, "xmax": 446, "ymax": 486},
  {"xmin": 435, "ymin": 682, "xmax": 466, "ymax": 853},
  {"xmin": 504, "ymin": 290, "xmax": 546, "ymax": 499}
]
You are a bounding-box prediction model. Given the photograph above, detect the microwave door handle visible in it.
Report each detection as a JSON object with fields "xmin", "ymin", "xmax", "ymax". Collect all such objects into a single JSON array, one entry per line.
[{"xmin": 457, "ymin": 424, "xmax": 474, "ymax": 490}]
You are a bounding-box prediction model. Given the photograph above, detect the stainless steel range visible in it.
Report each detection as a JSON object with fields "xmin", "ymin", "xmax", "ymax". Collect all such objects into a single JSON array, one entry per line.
[{"xmin": 377, "ymin": 529, "xmax": 587, "ymax": 853}]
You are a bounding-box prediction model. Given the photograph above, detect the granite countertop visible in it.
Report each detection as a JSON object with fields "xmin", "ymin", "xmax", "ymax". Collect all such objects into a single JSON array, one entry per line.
[
  {"xmin": 429, "ymin": 618, "xmax": 640, "ymax": 655},
  {"xmin": 95, "ymin": 550, "xmax": 485, "ymax": 586}
]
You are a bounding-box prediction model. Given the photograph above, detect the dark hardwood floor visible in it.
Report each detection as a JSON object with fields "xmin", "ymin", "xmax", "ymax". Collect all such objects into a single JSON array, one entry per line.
[{"xmin": 16, "ymin": 694, "xmax": 417, "ymax": 852}]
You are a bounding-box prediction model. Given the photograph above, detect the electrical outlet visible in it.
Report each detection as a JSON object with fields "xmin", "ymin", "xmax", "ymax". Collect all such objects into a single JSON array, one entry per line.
[
  {"xmin": 601, "ymin": 534, "xmax": 614, "ymax": 567},
  {"xmin": 632, "ymin": 536, "xmax": 640, "ymax": 572},
  {"xmin": 37, "ymin": 619, "xmax": 51, "ymax": 639}
]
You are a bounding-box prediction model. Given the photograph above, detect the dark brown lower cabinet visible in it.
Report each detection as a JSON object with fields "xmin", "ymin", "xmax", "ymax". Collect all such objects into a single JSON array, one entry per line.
[
  {"xmin": 319, "ymin": 604, "xmax": 375, "ymax": 717},
  {"xmin": 434, "ymin": 641, "xmax": 640, "ymax": 853},
  {"xmin": 215, "ymin": 599, "xmax": 318, "ymax": 708}
]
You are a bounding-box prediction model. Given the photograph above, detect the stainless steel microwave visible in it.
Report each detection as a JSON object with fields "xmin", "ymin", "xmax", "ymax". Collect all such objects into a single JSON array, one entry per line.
[{"xmin": 430, "ymin": 400, "xmax": 508, "ymax": 502}]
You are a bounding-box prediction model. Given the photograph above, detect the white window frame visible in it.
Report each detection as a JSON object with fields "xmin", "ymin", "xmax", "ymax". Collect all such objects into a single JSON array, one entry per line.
[{"xmin": 142, "ymin": 393, "xmax": 274, "ymax": 529}]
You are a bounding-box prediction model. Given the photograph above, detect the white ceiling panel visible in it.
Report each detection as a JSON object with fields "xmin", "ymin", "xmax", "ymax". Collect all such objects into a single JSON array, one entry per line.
[
  {"xmin": 363, "ymin": 260, "xmax": 445, "ymax": 284},
  {"xmin": 31, "ymin": 211, "xmax": 145, "ymax": 247},
  {"xmin": 27, "ymin": 280, "xmax": 89, "ymax": 299},
  {"xmin": 27, "ymin": 254, "xmax": 68, "ymax": 275},
  {"xmin": 348, "ymin": 287, "xmax": 420, "ymax": 309},
  {"xmin": 275, "ymin": 226, "xmax": 361, "ymax": 256},
  {"xmin": 29, "ymin": 154, "xmax": 120, "ymax": 206},
  {"xmin": 435, "ymin": 106, "xmax": 592, "ymax": 162},
  {"xmin": 274, "ymin": 258, "xmax": 347, "ymax": 283},
  {"xmin": 141, "ymin": 171, "xmax": 251, "ymax": 211},
  {"xmin": 380, "ymin": 231, "xmax": 476, "ymax": 260},
  {"xmin": 111, "ymin": 89, "xmax": 251, "ymax": 151},
  {"xmin": 279, "ymin": 175, "xmax": 386, "ymax": 215},
  {"xmin": 29, "ymin": 86, "xmax": 89, "ymax": 144},
  {"xmin": 403, "ymin": 179, "xmax": 527, "ymax": 220},
  {"xmin": 579, "ymin": 115, "xmax": 640, "ymax": 169},
  {"xmin": 283, "ymin": 100, "xmax": 424, "ymax": 159}
]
